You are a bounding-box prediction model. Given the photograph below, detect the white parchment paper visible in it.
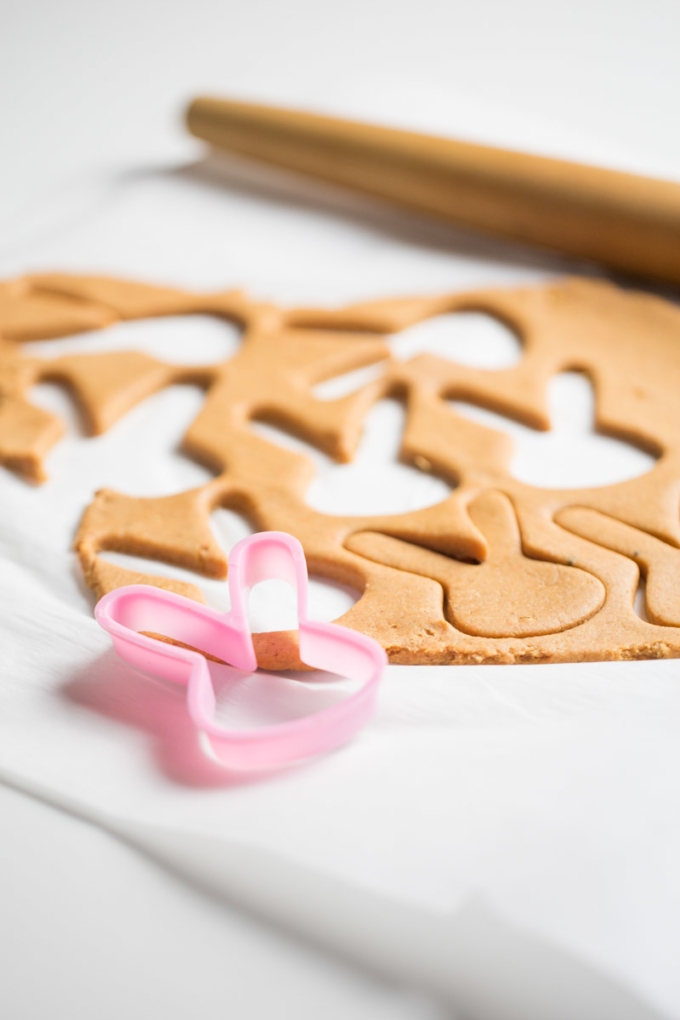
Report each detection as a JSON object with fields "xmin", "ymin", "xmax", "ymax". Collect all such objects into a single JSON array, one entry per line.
[{"xmin": 1, "ymin": 95, "xmax": 679, "ymax": 1019}]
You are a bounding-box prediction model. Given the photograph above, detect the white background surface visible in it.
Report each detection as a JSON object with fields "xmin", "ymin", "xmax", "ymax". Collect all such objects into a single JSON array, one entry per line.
[{"xmin": 2, "ymin": 2, "xmax": 680, "ymax": 1018}]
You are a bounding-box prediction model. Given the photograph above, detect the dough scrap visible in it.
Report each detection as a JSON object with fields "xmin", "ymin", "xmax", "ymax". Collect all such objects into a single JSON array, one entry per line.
[{"xmin": 1, "ymin": 271, "xmax": 679, "ymax": 666}]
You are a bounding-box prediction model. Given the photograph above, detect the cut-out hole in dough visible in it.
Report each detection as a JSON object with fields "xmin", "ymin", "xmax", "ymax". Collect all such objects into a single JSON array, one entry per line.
[
  {"xmin": 634, "ymin": 577, "xmax": 649, "ymax": 622},
  {"xmin": 451, "ymin": 372, "xmax": 657, "ymax": 488},
  {"xmin": 391, "ymin": 312, "xmax": 522, "ymax": 368},
  {"xmin": 312, "ymin": 360, "xmax": 386, "ymax": 400},
  {"xmin": 34, "ymin": 385, "xmax": 215, "ymax": 494},
  {"xmin": 250, "ymin": 418, "xmax": 332, "ymax": 471},
  {"xmin": 252, "ymin": 400, "xmax": 452, "ymax": 516},
  {"xmin": 30, "ymin": 381, "xmax": 86, "ymax": 437},
  {"xmin": 99, "ymin": 385, "xmax": 216, "ymax": 494},
  {"xmin": 99, "ymin": 530, "xmax": 358, "ymax": 628},
  {"xmin": 22, "ymin": 315, "xmax": 241, "ymax": 366},
  {"xmin": 210, "ymin": 506, "xmax": 254, "ymax": 552},
  {"xmin": 99, "ymin": 549, "xmax": 233, "ymax": 611}
]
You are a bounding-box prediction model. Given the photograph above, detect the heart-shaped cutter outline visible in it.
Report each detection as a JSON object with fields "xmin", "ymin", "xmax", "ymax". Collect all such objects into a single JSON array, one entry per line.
[{"xmin": 95, "ymin": 531, "xmax": 387, "ymax": 769}]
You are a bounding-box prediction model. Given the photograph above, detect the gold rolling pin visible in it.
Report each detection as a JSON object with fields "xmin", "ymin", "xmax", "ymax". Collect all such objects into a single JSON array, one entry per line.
[{"xmin": 186, "ymin": 96, "xmax": 680, "ymax": 286}]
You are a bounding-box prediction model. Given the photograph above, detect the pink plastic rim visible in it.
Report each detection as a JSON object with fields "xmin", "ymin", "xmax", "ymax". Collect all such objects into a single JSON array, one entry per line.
[{"xmin": 95, "ymin": 531, "xmax": 387, "ymax": 770}]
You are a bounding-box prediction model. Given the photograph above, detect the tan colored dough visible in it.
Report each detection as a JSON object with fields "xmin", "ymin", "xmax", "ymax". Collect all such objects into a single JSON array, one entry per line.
[
  {"xmin": 347, "ymin": 491, "xmax": 606, "ymax": 638},
  {"xmin": 1, "ymin": 271, "xmax": 679, "ymax": 666}
]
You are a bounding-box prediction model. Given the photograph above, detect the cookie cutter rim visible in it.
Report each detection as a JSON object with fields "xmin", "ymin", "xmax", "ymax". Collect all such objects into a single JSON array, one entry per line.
[{"xmin": 94, "ymin": 531, "xmax": 387, "ymax": 769}]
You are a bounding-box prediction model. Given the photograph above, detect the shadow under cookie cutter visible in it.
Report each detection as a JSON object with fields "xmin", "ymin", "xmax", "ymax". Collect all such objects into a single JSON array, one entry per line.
[{"xmin": 95, "ymin": 531, "xmax": 387, "ymax": 770}]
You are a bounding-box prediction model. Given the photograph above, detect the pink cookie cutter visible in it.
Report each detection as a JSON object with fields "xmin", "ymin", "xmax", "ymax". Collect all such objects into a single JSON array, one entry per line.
[{"xmin": 95, "ymin": 531, "xmax": 386, "ymax": 770}]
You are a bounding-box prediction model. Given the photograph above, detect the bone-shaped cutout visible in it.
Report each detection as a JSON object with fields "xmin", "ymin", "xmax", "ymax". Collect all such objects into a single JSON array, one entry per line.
[
  {"xmin": 450, "ymin": 372, "xmax": 657, "ymax": 489},
  {"xmin": 557, "ymin": 507, "xmax": 680, "ymax": 627},
  {"xmin": 347, "ymin": 491, "xmax": 605, "ymax": 637},
  {"xmin": 253, "ymin": 399, "xmax": 452, "ymax": 516}
]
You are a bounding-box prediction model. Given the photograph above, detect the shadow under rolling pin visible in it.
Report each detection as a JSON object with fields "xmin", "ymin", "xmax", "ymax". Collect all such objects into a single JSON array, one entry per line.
[{"xmin": 186, "ymin": 96, "xmax": 680, "ymax": 286}]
